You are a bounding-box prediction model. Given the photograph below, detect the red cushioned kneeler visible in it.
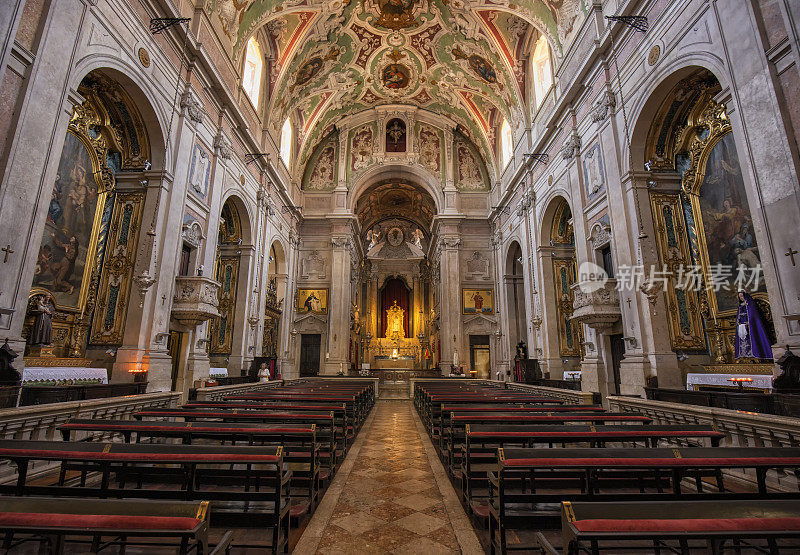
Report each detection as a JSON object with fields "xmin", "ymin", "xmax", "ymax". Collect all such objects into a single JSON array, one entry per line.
[
  {"xmin": 573, "ymin": 517, "xmax": 800, "ymax": 534},
  {"xmin": 0, "ymin": 513, "xmax": 201, "ymax": 531}
]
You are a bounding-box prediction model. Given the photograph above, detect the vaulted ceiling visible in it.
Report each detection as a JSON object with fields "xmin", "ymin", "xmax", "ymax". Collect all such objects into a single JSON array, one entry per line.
[{"xmin": 206, "ymin": 0, "xmax": 587, "ymax": 170}]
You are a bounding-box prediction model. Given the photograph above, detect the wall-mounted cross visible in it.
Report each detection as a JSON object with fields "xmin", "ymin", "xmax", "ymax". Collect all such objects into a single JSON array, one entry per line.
[
  {"xmin": 786, "ymin": 247, "xmax": 798, "ymax": 267},
  {"xmin": 1, "ymin": 245, "xmax": 13, "ymax": 263},
  {"xmin": 626, "ymin": 298, "xmax": 632, "ymax": 308}
]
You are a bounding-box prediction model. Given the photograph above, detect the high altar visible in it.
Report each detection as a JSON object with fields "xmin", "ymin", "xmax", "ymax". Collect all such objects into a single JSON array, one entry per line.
[{"xmin": 351, "ymin": 214, "xmax": 438, "ymax": 375}]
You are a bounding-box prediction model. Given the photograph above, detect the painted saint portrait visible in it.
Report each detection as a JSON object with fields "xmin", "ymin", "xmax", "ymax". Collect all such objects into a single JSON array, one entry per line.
[
  {"xmin": 33, "ymin": 131, "xmax": 102, "ymax": 310},
  {"xmin": 382, "ymin": 64, "xmax": 410, "ymax": 90},
  {"xmin": 297, "ymin": 289, "xmax": 328, "ymax": 314},
  {"xmin": 697, "ymin": 133, "xmax": 765, "ymax": 313},
  {"xmin": 453, "ymin": 47, "xmax": 497, "ymax": 85},
  {"xmin": 375, "ymin": 0, "xmax": 419, "ymax": 30},
  {"xmin": 295, "ymin": 57, "xmax": 323, "ymax": 87},
  {"xmin": 462, "ymin": 289, "xmax": 494, "ymax": 314}
]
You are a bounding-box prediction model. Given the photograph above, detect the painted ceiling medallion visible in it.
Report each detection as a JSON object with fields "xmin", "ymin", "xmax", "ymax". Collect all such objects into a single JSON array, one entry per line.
[
  {"xmin": 373, "ymin": 0, "xmax": 420, "ymax": 30},
  {"xmin": 137, "ymin": 47, "xmax": 151, "ymax": 68},
  {"xmin": 387, "ymin": 226, "xmax": 405, "ymax": 246},
  {"xmin": 292, "ymin": 47, "xmax": 340, "ymax": 91},
  {"xmin": 452, "ymin": 47, "xmax": 499, "ymax": 87},
  {"xmin": 382, "ymin": 63, "xmax": 411, "ymax": 89}
]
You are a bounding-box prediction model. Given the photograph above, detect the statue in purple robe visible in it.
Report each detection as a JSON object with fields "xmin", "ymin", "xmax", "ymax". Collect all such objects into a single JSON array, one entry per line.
[{"xmin": 735, "ymin": 290, "xmax": 773, "ymax": 360}]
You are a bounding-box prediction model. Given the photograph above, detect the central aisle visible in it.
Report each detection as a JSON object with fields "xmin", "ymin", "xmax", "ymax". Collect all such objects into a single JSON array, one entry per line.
[{"xmin": 294, "ymin": 399, "xmax": 483, "ymax": 554}]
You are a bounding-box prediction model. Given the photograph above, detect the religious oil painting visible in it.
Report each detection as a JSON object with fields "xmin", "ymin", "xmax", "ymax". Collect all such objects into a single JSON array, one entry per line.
[
  {"xmin": 33, "ymin": 131, "xmax": 103, "ymax": 310},
  {"xmin": 297, "ymin": 288, "xmax": 328, "ymax": 314},
  {"xmin": 696, "ymin": 133, "xmax": 765, "ymax": 314},
  {"xmin": 382, "ymin": 64, "xmax": 410, "ymax": 90},
  {"xmin": 462, "ymin": 289, "xmax": 494, "ymax": 315}
]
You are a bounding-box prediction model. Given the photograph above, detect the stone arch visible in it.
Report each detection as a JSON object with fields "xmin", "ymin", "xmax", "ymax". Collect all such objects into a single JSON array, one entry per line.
[
  {"xmin": 348, "ymin": 163, "xmax": 444, "ymax": 216},
  {"xmin": 625, "ymin": 58, "xmax": 730, "ymax": 175},
  {"xmin": 536, "ymin": 189, "xmax": 573, "ymax": 248},
  {"xmin": 219, "ymin": 192, "xmax": 255, "ymax": 247},
  {"xmin": 504, "ymin": 240, "xmax": 527, "ymax": 356},
  {"xmin": 537, "ymin": 195, "xmax": 581, "ymax": 376},
  {"xmin": 69, "ymin": 60, "xmax": 168, "ymax": 170}
]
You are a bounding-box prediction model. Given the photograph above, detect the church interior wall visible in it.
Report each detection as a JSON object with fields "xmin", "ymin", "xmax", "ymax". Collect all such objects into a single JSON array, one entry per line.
[{"xmin": 0, "ymin": 0, "xmax": 796, "ymax": 397}]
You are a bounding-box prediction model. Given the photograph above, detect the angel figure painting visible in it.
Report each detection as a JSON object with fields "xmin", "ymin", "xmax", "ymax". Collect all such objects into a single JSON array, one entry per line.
[
  {"xmin": 697, "ymin": 133, "xmax": 765, "ymax": 313},
  {"xmin": 33, "ymin": 132, "xmax": 101, "ymax": 309}
]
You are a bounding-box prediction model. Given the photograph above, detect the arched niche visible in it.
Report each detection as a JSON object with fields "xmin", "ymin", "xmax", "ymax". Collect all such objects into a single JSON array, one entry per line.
[
  {"xmin": 538, "ymin": 196, "xmax": 582, "ymax": 374},
  {"xmin": 504, "ymin": 241, "xmax": 526, "ymax": 354},
  {"xmin": 24, "ymin": 68, "xmax": 162, "ymax": 361}
]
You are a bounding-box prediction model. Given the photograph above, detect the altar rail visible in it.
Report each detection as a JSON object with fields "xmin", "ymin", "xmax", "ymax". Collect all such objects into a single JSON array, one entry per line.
[
  {"xmin": 505, "ymin": 383, "xmax": 598, "ymax": 405},
  {"xmin": 608, "ymin": 395, "xmax": 800, "ymax": 491},
  {"xmin": 0, "ymin": 391, "xmax": 180, "ymax": 484}
]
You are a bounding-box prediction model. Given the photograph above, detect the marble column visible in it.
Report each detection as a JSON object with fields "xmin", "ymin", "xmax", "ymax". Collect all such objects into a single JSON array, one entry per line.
[
  {"xmin": 324, "ymin": 232, "xmax": 353, "ymax": 374},
  {"xmin": 0, "ymin": 0, "xmax": 90, "ymax": 354},
  {"xmin": 437, "ymin": 229, "xmax": 462, "ymax": 375}
]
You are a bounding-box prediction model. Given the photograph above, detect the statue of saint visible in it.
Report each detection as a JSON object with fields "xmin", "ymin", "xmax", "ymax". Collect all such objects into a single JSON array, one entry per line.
[
  {"xmin": 735, "ymin": 290, "xmax": 773, "ymax": 360},
  {"xmin": 30, "ymin": 295, "xmax": 53, "ymax": 346}
]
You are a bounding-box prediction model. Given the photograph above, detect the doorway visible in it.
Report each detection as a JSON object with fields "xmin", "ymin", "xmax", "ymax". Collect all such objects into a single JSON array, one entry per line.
[
  {"xmin": 167, "ymin": 330, "xmax": 185, "ymax": 391},
  {"xmin": 470, "ymin": 335, "xmax": 491, "ymax": 379},
  {"xmin": 609, "ymin": 334, "xmax": 625, "ymax": 395},
  {"xmin": 299, "ymin": 334, "xmax": 322, "ymax": 377}
]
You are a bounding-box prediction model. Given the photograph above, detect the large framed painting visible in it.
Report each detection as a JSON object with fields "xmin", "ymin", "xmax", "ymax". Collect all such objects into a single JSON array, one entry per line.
[
  {"xmin": 32, "ymin": 130, "xmax": 107, "ymax": 311},
  {"xmin": 462, "ymin": 289, "xmax": 493, "ymax": 315},
  {"xmin": 689, "ymin": 131, "xmax": 767, "ymax": 316},
  {"xmin": 297, "ymin": 288, "xmax": 328, "ymax": 314}
]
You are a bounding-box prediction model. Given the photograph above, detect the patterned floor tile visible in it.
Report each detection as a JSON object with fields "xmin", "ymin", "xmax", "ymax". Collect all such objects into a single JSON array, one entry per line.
[{"xmin": 309, "ymin": 401, "xmax": 479, "ymax": 555}]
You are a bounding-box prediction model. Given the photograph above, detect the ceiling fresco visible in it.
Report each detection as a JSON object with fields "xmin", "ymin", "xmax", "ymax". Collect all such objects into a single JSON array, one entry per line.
[{"xmin": 206, "ymin": 0, "xmax": 588, "ymax": 172}]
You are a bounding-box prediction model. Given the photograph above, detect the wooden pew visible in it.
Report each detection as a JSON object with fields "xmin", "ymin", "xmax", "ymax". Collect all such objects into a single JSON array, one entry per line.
[
  {"xmin": 487, "ymin": 446, "xmax": 800, "ymax": 554},
  {"xmin": 421, "ymin": 394, "xmax": 565, "ymax": 430},
  {"xmin": 442, "ymin": 412, "xmax": 652, "ymax": 460},
  {"xmin": 458, "ymin": 424, "xmax": 726, "ymax": 520},
  {"xmin": 426, "ymin": 401, "xmax": 583, "ymax": 435},
  {"xmin": 183, "ymin": 401, "xmax": 352, "ymax": 445},
  {"xmin": 227, "ymin": 394, "xmax": 363, "ymax": 430},
  {"xmin": 59, "ymin": 419, "xmax": 322, "ymax": 513},
  {"xmin": 558, "ymin": 499, "xmax": 800, "ymax": 555},
  {"xmin": 0, "ymin": 440, "xmax": 291, "ymax": 553},
  {"xmin": 0, "ymin": 497, "xmax": 231, "ymax": 555},
  {"xmin": 133, "ymin": 409, "xmax": 340, "ymax": 473}
]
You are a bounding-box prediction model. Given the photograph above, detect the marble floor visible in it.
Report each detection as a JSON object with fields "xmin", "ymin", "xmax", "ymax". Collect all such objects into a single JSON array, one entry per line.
[{"xmin": 293, "ymin": 400, "xmax": 483, "ymax": 554}]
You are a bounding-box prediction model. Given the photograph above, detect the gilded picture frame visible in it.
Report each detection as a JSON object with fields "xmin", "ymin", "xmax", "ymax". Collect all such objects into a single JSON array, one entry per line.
[
  {"xmin": 297, "ymin": 288, "xmax": 328, "ymax": 314},
  {"xmin": 462, "ymin": 288, "xmax": 494, "ymax": 315}
]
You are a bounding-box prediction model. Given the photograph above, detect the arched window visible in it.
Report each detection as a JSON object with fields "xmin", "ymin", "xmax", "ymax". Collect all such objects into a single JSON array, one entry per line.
[
  {"xmin": 532, "ymin": 35, "xmax": 553, "ymax": 108},
  {"xmin": 500, "ymin": 118, "xmax": 513, "ymax": 169},
  {"xmin": 280, "ymin": 118, "xmax": 292, "ymax": 165},
  {"xmin": 243, "ymin": 37, "xmax": 263, "ymax": 107}
]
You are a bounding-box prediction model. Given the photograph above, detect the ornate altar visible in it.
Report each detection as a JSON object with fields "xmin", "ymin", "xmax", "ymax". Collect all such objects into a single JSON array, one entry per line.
[
  {"xmin": 647, "ymin": 74, "xmax": 776, "ymax": 376},
  {"xmin": 385, "ymin": 301, "xmax": 405, "ymax": 340},
  {"xmin": 23, "ymin": 73, "xmax": 148, "ymax": 364}
]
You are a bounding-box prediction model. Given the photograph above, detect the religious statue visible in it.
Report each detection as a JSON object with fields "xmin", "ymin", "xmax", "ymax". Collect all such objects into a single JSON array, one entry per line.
[
  {"xmin": 735, "ymin": 290, "xmax": 773, "ymax": 360},
  {"xmin": 411, "ymin": 228, "xmax": 424, "ymax": 250},
  {"xmin": 30, "ymin": 294, "xmax": 53, "ymax": 346},
  {"xmin": 386, "ymin": 300, "xmax": 405, "ymax": 339},
  {"xmin": 351, "ymin": 302, "xmax": 361, "ymax": 333},
  {"xmin": 257, "ymin": 362, "xmax": 270, "ymax": 382},
  {"xmin": 366, "ymin": 228, "xmax": 382, "ymax": 251}
]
